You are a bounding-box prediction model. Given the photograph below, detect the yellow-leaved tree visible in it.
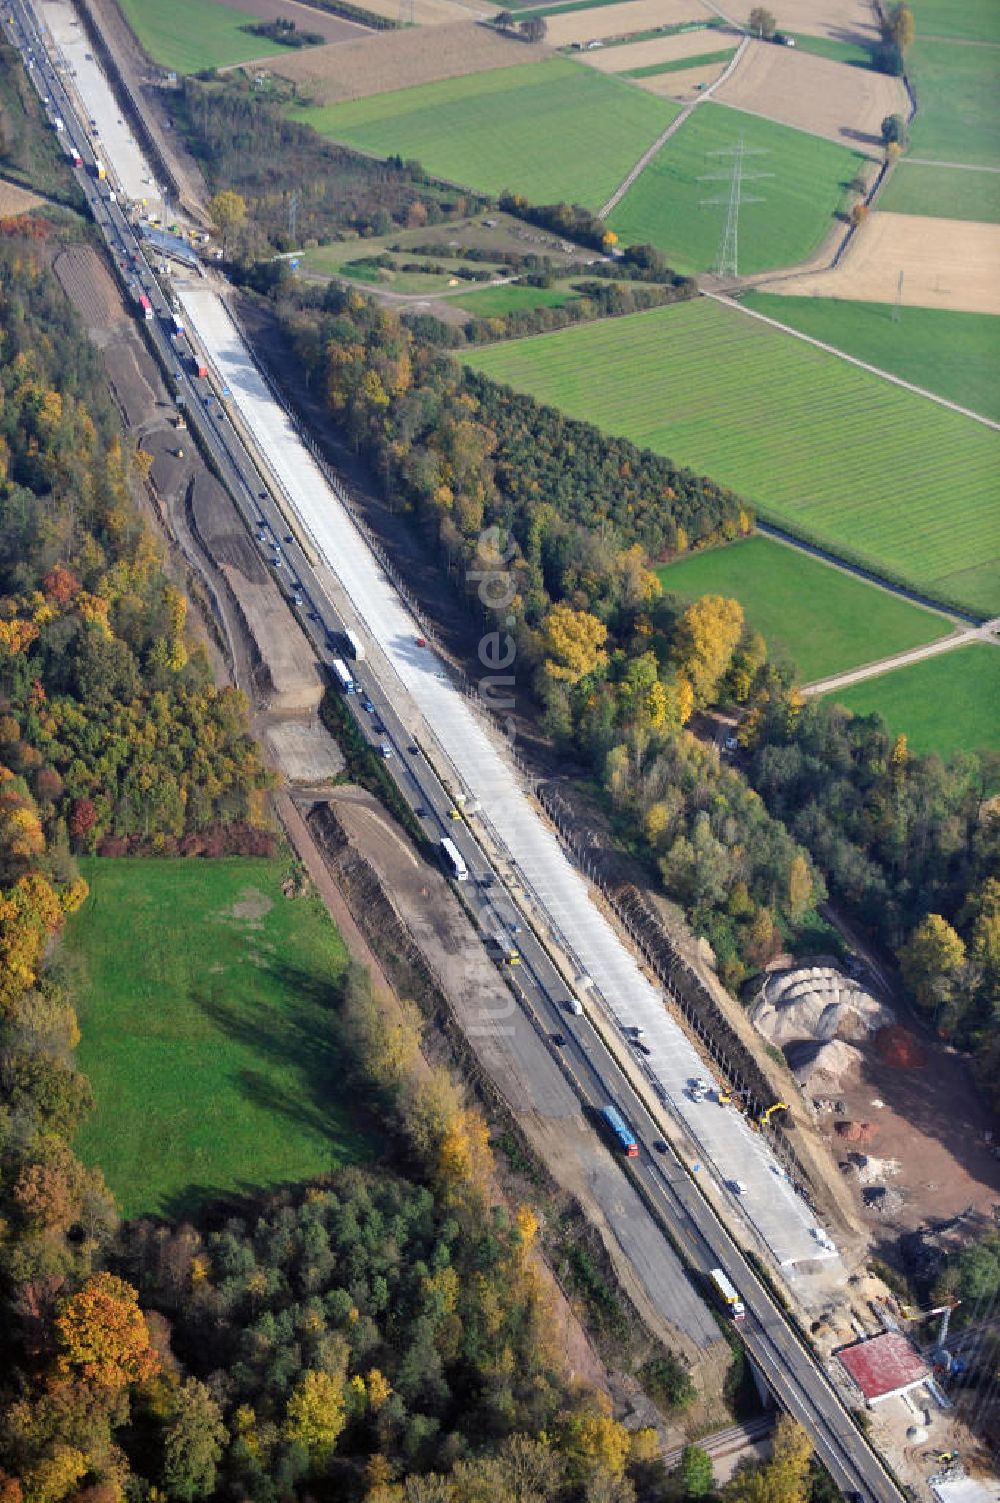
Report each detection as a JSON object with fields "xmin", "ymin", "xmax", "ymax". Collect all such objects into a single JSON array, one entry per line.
[
  {"xmin": 673, "ymin": 594, "xmax": 744, "ymax": 708},
  {"xmin": 541, "ymin": 603, "xmax": 608, "ymax": 684}
]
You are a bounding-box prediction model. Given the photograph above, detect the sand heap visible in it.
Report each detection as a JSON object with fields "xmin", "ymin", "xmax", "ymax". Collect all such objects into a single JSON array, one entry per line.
[
  {"xmin": 785, "ymin": 1037, "xmax": 865, "ymax": 1095},
  {"xmin": 752, "ymin": 963, "xmax": 893, "ymax": 1050}
]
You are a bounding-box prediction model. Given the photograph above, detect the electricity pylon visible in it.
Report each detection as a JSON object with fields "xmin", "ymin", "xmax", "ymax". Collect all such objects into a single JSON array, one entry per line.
[{"xmin": 699, "ymin": 138, "xmax": 772, "ymax": 279}]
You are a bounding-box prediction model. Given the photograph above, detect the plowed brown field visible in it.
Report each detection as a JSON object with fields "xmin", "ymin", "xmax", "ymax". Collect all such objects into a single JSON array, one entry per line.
[
  {"xmin": 335, "ymin": 0, "xmax": 497, "ymax": 23},
  {"xmin": 635, "ymin": 56, "xmax": 731, "ymax": 96},
  {"xmin": 772, "ymin": 212, "xmax": 1000, "ymax": 315},
  {"xmin": 271, "ymin": 20, "xmax": 544, "ymax": 100},
  {"xmin": 543, "ymin": 0, "xmax": 712, "ymax": 46},
  {"xmin": 581, "ymin": 24, "xmax": 737, "ymax": 70},
  {"xmin": 776, "ymin": 0, "xmax": 878, "ymax": 43},
  {"xmin": 714, "ymin": 40, "xmax": 907, "ymax": 146}
]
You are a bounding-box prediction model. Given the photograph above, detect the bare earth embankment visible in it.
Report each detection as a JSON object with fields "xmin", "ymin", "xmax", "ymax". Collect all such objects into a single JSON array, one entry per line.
[
  {"xmin": 270, "ymin": 20, "xmax": 546, "ymax": 101},
  {"xmin": 771, "ymin": 211, "xmax": 1000, "ymax": 314},
  {"xmin": 714, "ymin": 40, "xmax": 908, "ymax": 146}
]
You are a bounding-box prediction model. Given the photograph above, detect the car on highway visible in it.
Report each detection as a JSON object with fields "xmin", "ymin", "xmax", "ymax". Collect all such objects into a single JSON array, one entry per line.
[
  {"xmin": 414, "ymin": 636, "xmax": 427, "ymax": 647},
  {"xmin": 415, "ymin": 805, "xmax": 428, "ymax": 818},
  {"xmin": 379, "ymin": 743, "xmax": 393, "ymax": 760},
  {"xmin": 652, "ymin": 1139, "xmax": 667, "ymax": 1154},
  {"xmin": 551, "ymin": 1032, "xmax": 567, "ymax": 1047},
  {"xmin": 361, "ymin": 699, "xmax": 375, "ymax": 714},
  {"xmin": 282, "ymin": 533, "xmax": 293, "ymax": 544},
  {"xmin": 729, "ymin": 1179, "xmax": 749, "ymax": 1197},
  {"xmin": 447, "ymin": 808, "xmax": 461, "ymax": 821},
  {"xmin": 408, "ymin": 744, "xmax": 419, "ymax": 755},
  {"xmin": 268, "ymin": 555, "xmax": 281, "ymax": 567},
  {"xmin": 292, "ymin": 592, "xmax": 303, "ymax": 606}
]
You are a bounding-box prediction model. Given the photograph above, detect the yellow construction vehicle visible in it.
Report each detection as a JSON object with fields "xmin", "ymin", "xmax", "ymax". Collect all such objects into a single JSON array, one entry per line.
[
  {"xmin": 759, "ymin": 1101, "xmax": 789, "ymax": 1127},
  {"xmin": 717, "ymin": 1091, "xmax": 733, "ymax": 1106}
]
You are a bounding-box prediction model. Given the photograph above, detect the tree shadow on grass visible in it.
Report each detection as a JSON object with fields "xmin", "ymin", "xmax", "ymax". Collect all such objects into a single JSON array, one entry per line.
[{"xmin": 169, "ymin": 960, "xmax": 374, "ymax": 1216}]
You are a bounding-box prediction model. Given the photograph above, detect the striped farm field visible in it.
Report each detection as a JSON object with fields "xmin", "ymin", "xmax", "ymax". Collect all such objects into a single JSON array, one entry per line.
[
  {"xmin": 465, "ymin": 298, "xmax": 1000, "ymax": 616},
  {"xmin": 291, "ymin": 59, "xmax": 679, "ymax": 207},
  {"xmin": 607, "ymin": 103, "xmax": 867, "ymax": 274}
]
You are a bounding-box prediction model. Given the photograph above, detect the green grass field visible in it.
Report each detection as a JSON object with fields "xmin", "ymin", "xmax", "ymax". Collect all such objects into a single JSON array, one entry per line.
[
  {"xmin": 878, "ymin": 160, "xmax": 1000, "ymax": 222},
  {"xmin": 911, "ymin": 0, "xmax": 1000, "ymax": 43},
  {"xmin": 290, "ymin": 59, "xmax": 678, "ymax": 209},
  {"xmin": 622, "ymin": 48, "xmax": 736, "ymax": 78},
  {"xmin": 607, "ymin": 103, "xmax": 866, "ymax": 273},
  {"xmin": 905, "ymin": 40, "xmax": 1000, "ymax": 168},
  {"xmin": 656, "ymin": 536, "xmax": 948, "ymax": 682},
  {"xmin": 65, "ymin": 858, "xmax": 368, "ymax": 1219},
  {"xmin": 465, "ymin": 298, "xmax": 1000, "ymax": 615},
  {"xmin": 786, "ymin": 34, "xmax": 878, "ymax": 67},
  {"xmin": 829, "ymin": 644, "xmax": 1000, "ymax": 763},
  {"xmin": 117, "ymin": 0, "xmax": 300, "ymax": 73},
  {"xmin": 452, "ymin": 283, "xmax": 574, "ymax": 315},
  {"xmin": 742, "ymin": 293, "xmax": 1000, "ymax": 420}
]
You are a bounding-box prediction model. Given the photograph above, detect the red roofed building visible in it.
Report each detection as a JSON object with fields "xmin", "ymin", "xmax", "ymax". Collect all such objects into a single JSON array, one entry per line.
[{"xmin": 837, "ymin": 1331, "xmax": 930, "ymax": 1407}]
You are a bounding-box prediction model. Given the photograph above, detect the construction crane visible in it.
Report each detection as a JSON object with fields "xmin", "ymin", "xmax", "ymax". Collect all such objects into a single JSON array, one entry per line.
[{"xmin": 759, "ymin": 1101, "xmax": 789, "ymax": 1127}]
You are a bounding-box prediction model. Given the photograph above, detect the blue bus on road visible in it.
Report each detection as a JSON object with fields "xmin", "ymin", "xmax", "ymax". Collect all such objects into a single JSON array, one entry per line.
[{"xmin": 602, "ymin": 1104, "xmax": 639, "ymax": 1157}]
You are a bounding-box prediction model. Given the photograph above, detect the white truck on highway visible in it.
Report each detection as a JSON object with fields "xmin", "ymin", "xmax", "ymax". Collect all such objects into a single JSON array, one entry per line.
[{"xmin": 342, "ymin": 628, "xmax": 365, "ymax": 661}]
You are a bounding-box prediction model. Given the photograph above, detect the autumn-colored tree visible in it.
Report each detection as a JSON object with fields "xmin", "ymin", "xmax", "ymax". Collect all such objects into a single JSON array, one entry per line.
[
  {"xmin": 881, "ymin": 2, "xmax": 914, "ymax": 51},
  {"xmin": 208, "ymin": 189, "xmax": 247, "ymax": 252},
  {"xmin": 898, "ymin": 913, "xmax": 966, "ymax": 1020},
  {"xmin": 55, "ymin": 1273, "xmax": 160, "ymax": 1390},
  {"xmin": 560, "ymin": 1401, "xmax": 631, "ymax": 1481},
  {"xmin": 673, "ymin": 595, "xmax": 744, "ymax": 708},
  {"xmin": 541, "ymin": 604, "xmax": 608, "ymax": 685},
  {"xmin": 283, "ymin": 1369, "xmax": 347, "ymax": 1469},
  {"xmin": 787, "ymin": 853, "xmax": 813, "ymax": 920}
]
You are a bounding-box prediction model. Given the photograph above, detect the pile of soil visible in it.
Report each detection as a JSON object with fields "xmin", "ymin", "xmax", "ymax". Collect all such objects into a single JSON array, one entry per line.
[
  {"xmin": 835, "ymin": 1120, "xmax": 877, "ymax": 1143},
  {"xmin": 874, "ymin": 1025, "xmax": 926, "ymax": 1069}
]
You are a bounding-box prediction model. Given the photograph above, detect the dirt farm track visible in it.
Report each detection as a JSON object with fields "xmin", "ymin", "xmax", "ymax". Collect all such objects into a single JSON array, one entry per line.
[{"xmin": 771, "ymin": 211, "xmax": 1000, "ymax": 315}]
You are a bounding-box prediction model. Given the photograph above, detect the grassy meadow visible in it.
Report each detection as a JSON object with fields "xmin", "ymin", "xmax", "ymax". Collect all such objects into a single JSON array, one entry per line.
[
  {"xmin": 910, "ymin": 0, "xmax": 1000, "ymax": 44},
  {"xmin": 905, "ymin": 40, "xmax": 1000, "ymax": 168},
  {"xmin": 607, "ymin": 103, "xmax": 866, "ymax": 273},
  {"xmin": 65, "ymin": 858, "xmax": 368, "ymax": 1219},
  {"xmin": 878, "ymin": 160, "xmax": 1000, "ymax": 223},
  {"xmin": 465, "ymin": 298, "xmax": 1000, "ymax": 616},
  {"xmin": 452, "ymin": 283, "xmax": 575, "ymax": 315},
  {"xmin": 829, "ymin": 644, "xmax": 1000, "ymax": 763},
  {"xmin": 742, "ymin": 293, "xmax": 1000, "ymax": 420},
  {"xmin": 657, "ymin": 536, "xmax": 949, "ymax": 682},
  {"xmin": 291, "ymin": 59, "xmax": 679, "ymax": 208},
  {"xmin": 117, "ymin": 0, "xmax": 301, "ymax": 73}
]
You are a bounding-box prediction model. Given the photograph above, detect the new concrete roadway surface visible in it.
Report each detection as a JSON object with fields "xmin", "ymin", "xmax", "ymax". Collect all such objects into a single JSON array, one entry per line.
[
  {"xmin": 4, "ymin": 5, "xmax": 908, "ymax": 1497},
  {"xmin": 177, "ymin": 275, "xmax": 833, "ymax": 1276}
]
